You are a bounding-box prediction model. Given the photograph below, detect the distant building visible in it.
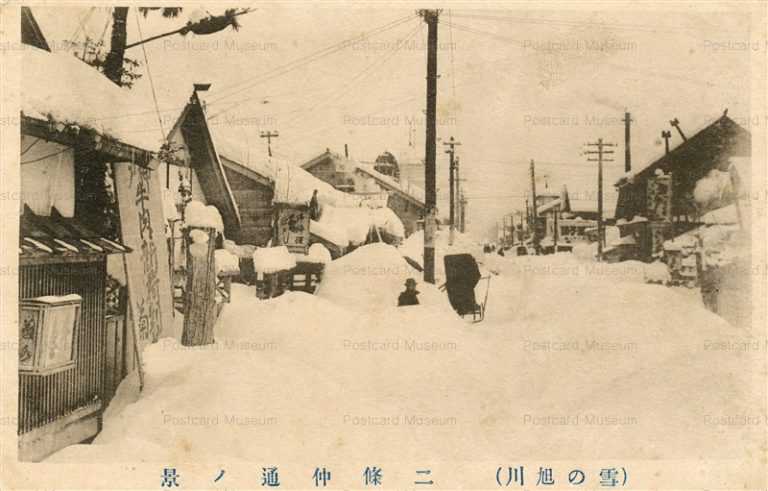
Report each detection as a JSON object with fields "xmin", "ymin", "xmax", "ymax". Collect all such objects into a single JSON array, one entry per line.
[
  {"xmin": 302, "ymin": 150, "xmax": 426, "ymax": 237},
  {"xmin": 374, "ymin": 151, "xmax": 400, "ymax": 181}
]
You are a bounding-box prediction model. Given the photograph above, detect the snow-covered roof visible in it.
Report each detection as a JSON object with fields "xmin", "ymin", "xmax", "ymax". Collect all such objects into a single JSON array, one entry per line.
[
  {"xmin": 252, "ymin": 246, "xmax": 296, "ymax": 274},
  {"xmin": 21, "ymin": 46, "xmax": 164, "ymax": 152},
  {"xmin": 537, "ymin": 198, "xmax": 562, "ymax": 215},
  {"xmin": 310, "ymin": 205, "xmax": 406, "ymax": 248},
  {"xmin": 209, "ymin": 127, "xmax": 361, "ymax": 208},
  {"xmin": 303, "ymin": 150, "xmax": 424, "ymax": 206},
  {"xmin": 354, "ymin": 164, "xmax": 426, "ymax": 206}
]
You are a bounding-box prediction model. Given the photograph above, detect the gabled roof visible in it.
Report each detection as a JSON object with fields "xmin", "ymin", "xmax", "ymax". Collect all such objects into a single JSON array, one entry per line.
[
  {"xmin": 21, "ymin": 7, "xmax": 50, "ymax": 52},
  {"xmin": 167, "ymin": 92, "xmax": 241, "ymax": 234},
  {"xmin": 302, "ymin": 150, "xmax": 426, "ymax": 207},
  {"xmin": 615, "ymin": 113, "xmax": 750, "ymax": 188}
]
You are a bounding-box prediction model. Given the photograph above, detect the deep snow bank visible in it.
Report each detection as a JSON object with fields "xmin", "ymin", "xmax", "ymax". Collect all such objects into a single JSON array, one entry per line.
[{"xmin": 316, "ymin": 242, "xmax": 451, "ymax": 311}]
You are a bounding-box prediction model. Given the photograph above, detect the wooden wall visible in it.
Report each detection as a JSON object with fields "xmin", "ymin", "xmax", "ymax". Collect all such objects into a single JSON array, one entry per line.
[
  {"xmin": 18, "ymin": 258, "xmax": 106, "ymax": 435},
  {"xmin": 387, "ymin": 193, "xmax": 422, "ymax": 237},
  {"xmin": 222, "ymin": 162, "xmax": 274, "ymax": 246}
]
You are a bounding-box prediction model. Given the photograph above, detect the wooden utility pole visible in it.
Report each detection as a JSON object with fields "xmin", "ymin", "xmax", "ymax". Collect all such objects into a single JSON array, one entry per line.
[
  {"xmin": 455, "ymin": 157, "xmax": 466, "ymax": 233},
  {"xmin": 420, "ymin": 9, "xmax": 440, "ymax": 284},
  {"xmin": 661, "ymin": 130, "xmax": 672, "ymax": 154},
  {"xmin": 622, "ymin": 111, "xmax": 632, "ymax": 172},
  {"xmin": 443, "ymin": 136, "xmax": 461, "ymax": 245},
  {"xmin": 584, "ymin": 139, "xmax": 616, "ymax": 261},
  {"xmin": 529, "ymin": 159, "xmax": 539, "ymax": 252},
  {"xmin": 524, "ymin": 198, "xmax": 530, "ymax": 238},
  {"xmin": 669, "ymin": 118, "xmax": 687, "ymax": 141},
  {"xmin": 260, "ymin": 130, "xmax": 279, "ymax": 157}
]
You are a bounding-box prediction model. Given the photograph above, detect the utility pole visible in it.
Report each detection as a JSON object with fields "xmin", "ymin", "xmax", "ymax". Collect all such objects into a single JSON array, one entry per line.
[
  {"xmin": 260, "ymin": 130, "xmax": 279, "ymax": 157},
  {"xmin": 669, "ymin": 118, "xmax": 687, "ymax": 141},
  {"xmin": 584, "ymin": 139, "xmax": 616, "ymax": 261},
  {"xmin": 661, "ymin": 130, "xmax": 672, "ymax": 154},
  {"xmin": 420, "ymin": 9, "xmax": 440, "ymax": 284},
  {"xmin": 443, "ymin": 136, "xmax": 461, "ymax": 245},
  {"xmin": 622, "ymin": 111, "xmax": 632, "ymax": 172},
  {"xmin": 454, "ymin": 156, "xmax": 461, "ymax": 233},
  {"xmin": 524, "ymin": 198, "xmax": 530, "ymax": 239},
  {"xmin": 529, "ymin": 159, "xmax": 539, "ymax": 253}
]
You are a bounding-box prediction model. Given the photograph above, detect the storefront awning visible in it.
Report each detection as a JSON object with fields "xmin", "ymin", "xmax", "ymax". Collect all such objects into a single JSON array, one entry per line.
[{"xmin": 20, "ymin": 206, "xmax": 132, "ymax": 259}]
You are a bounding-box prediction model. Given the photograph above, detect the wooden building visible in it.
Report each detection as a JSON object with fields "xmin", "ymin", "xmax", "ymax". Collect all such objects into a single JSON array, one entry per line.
[
  {"xmin": 613, "ymin": 112, "xmax": 750, "ymax": 260},
  {"xmin": 163, "ymin": 88, "xmax": 242, "ymax": 241},
  {"xmin": 19, "ymin": 35, "xmax": 171, "ymax": 460},
  {"xmin": 301, "ymin": 150, "xmax": 426, "ymax": 237}
]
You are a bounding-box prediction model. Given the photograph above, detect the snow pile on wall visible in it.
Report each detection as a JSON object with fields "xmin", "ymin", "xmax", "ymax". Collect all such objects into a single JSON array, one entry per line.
[
  {"xmin": 215, "ymin": 249, "xmax": 240, "ymax": 274},
  {"xmin": 701, "ymin": 203, "xmax": 742, "ymax": 225},
  {"xmin": 252, "ymin": 246, "xmax": 296, "ymax": 274},
  {"xmin": 315, "ymin": 206, "xmax": 406, "ymax": 247},
  {"xmin": 316, "ymin": 243, "xmax": 449, "ymax": 311},
  {"xmin": 310, "ymin": 218, "xmax": 349, "ymax": 247},
  {"xmin": 306, "ymin": 243, "xmax": 332, "ymax": 264},
  {"xmin": 223, "ymin": 239, "xmax": 257, "ymax": 259},
  {"xmin": 644, "ymin": 260, "xmax": 671, "ymax": 283},
  {"xmin": 184, "ymin": 200, "xmax": 224, "ymax": 232},
  {"xmin": 694, "ymin": 169, "xmax": 732, "ymax": 208},
  {"xmin": 21, "ymin": 46, "xmax": 162, "ymax": 151}
]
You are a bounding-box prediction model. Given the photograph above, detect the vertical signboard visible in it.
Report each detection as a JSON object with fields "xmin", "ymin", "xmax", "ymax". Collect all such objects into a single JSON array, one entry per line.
[
  {"xmin": 114, "ymin": 162, "xmax": 174, "ymax": 348},
  {"xmin": 274, "ymin": 204, "xmax": 310, "ymax": 253}
]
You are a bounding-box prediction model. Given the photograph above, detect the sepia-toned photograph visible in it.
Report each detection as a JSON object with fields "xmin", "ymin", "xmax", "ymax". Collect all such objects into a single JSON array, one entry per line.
[{"xmin": 0, "ymin": 2, "xmax": 766, "ymax": 489}]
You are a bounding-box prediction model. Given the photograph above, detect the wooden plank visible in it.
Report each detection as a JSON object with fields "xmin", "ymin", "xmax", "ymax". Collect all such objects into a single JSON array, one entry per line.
[
  {"xmin": 18, "ymin": 400, "xmax": 101, "ymax": 462},
  {"xmin": 182, "ymin": 227, "xmax": 217, "ymax": 346}
]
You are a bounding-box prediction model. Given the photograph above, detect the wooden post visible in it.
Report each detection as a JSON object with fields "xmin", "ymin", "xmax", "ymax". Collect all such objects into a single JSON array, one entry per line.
[
  {"xmin": 421, "ymin": 9, "xmax": 439, "ymax": 284},
  {"xmin": 182, "ymin": 226, "xmax": 217, "ymax": 346}
]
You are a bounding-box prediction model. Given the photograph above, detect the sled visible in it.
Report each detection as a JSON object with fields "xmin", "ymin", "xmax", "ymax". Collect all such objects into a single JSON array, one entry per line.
[{"xmin": 441, "ymin": 253, "xmax": 492, "ymax": 322}]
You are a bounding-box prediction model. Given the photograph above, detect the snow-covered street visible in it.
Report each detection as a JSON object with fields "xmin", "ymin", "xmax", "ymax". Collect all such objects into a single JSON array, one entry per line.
[{"xmin": 50, "ymin": 244, "xmax": 765, "ymax": 465}]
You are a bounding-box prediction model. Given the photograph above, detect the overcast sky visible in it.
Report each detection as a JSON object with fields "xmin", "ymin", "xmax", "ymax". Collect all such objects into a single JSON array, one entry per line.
[{"xmin": 32, "ymin": 4, "xmax": 758, "ymax": 238}]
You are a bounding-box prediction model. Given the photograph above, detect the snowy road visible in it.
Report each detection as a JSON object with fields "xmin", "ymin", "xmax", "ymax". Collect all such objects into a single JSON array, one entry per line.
[{"xmin": 51, "ymin": 245, "xmax": 765, "ymax": 475}]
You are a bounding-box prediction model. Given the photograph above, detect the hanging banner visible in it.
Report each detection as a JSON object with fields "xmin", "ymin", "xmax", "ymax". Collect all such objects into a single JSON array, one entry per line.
[{"xmin": 114, "ymin": 162, "xmax": 174, "ymax": 348}]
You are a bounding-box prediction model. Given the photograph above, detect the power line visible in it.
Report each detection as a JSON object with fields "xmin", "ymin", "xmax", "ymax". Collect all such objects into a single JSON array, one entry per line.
[
  {"xmin": 205, "ymin": 13, "xmax": 419, "ymax": 113},
  {"xmin": 135, "ymin": 10, "xmax": 166, "ymax": 141},
  {"xmin": 451, "ymin": 10, "xmax": 740, "ymax": 36},
  {"xmin": 278, "ymin": 22, "xmax": 424, "ymax": 130},
  {"xmin": 57, "ymin": 13, "xmax": 418, "ymax": 128},
  {"xmin": 447, "ymin": 9, "xmax": 457, "ymax": 98}
]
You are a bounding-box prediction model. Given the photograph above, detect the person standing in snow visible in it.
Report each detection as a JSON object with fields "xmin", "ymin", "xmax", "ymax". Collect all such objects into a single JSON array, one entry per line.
[
  {"xmin": 309, "ymin": 189, "xmax": 320, "ymax": 220},
  {"xmin": 398, "ymin": 278, "xmax": 420, "ymax": 306}
]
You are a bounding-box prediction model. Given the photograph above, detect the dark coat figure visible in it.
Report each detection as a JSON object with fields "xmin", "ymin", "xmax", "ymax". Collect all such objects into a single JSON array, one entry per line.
[
  {"xmin": 398, "ymin": 278, "xmax": 420, "ymax": 306},
  {"xmin": 309, "ymin": 189, "xmax": 320, "ymax": 220}
]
